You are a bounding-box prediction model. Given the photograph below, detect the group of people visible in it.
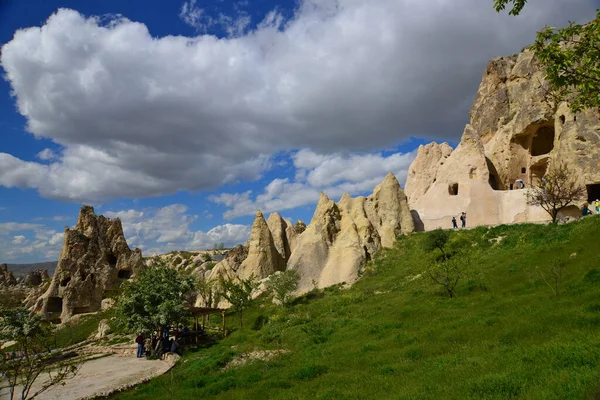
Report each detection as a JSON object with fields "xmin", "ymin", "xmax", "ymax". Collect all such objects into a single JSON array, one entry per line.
[
  {"xmin": 582, "ymin": 200, "xmax": 600, "ymax": 216},
  {"xmin": 135, "ymin": 324, "xmax": 197, "ymax": 359},
  {"xmin": 451, "ymin": 212, "xmax": 467, "ymax": 229}
]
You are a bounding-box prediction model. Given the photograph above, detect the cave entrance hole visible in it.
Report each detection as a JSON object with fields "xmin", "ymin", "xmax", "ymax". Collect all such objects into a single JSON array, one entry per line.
[
  {"xmin": 531, "ymin": 126, "xmax": 555, "ymax": 156},
  {"xmin": 586, "ymin": 184, "xmax": 600, "ymax": 203},
  {"xmin": 118, "ymin": 269, "xmax": 132, "ymax": 280},
  {"xmin": 47, "ymin": 297, "xmax": 63, "ymax": 313}
]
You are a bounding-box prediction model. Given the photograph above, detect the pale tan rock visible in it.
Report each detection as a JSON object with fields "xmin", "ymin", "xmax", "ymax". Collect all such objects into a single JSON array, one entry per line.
[
  {"xmin": 101, "ymin": 298, "xmax": 116, "ymax": 311},
  {"xmin": 266, "ymin": 212, "xmax": 293, "ymax": 262},
  {"xmin": 32, "ymin": 205, "xmax": 145, "ymax": 322},
  {"xmin": 365, "ymin": 173, "xmax": 415, "ymax": 246},
  {"xmin": 94, "ymin": 319, "xmax": 111, "ymax": 339},
  {"xmin": 237, "ymin": 211, "xmax": 285, "ymax": 280},
  {"xmin": 405, "ymin": 142, "xmax": 453, "ymax": 204},
  {"xmin": 288, "ymin": 174, "xmax": 414, "ymax": 293},
  {"xmin": 405, "ymin": 47, "xmax": 599, "ymax": 230}
]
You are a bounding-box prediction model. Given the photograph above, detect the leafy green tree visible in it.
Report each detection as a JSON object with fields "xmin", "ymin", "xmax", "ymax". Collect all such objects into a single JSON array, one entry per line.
[
  {"xmin": 423, "ymin": 228, "xmax": 451, "ymax": 260},
  {"xmin": 526, "ymin": 162, "xmax": 585, "ymax": 224},
  {"xmin": 220, "ymin": 276, "xmax": 258, "ymax": 329},
  {"xmin": 0, "ymin": 307, "xmax": 78, "ymax": 400},
  {"xmin": 493, "ymin": 0, "xmax": 526, "ymax": 16},
  {"xmin": 494, "ymin": 1, "xmax": 600, "ymax": 113},
  {"xmin": 196, "ymin": 275, "xmax": 221, "ymax": 308},
  {"xmin": 265, "ymin": 270, "xmax": 300, "ymax": 306},
  {"xmin": 116, "ymin": 259, "xmax": 195, "ymax": 334},
  {"xmin": 218, "ymin": 242, "xmax": 225, "ymax": 250}
]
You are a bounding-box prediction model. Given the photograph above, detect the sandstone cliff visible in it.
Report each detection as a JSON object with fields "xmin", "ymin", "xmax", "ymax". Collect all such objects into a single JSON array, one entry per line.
[
  {"xmin": 237, "ymin": 211, "xmax": 286, "ymax": 280},
  {"xmin": 32, "ymin": 205, "xmax": 145, "ymax": 322},
  {"xmin": 288, "ymin": 173, "xmax": 414, "ymax": 292},
  {"xmin": 405, "ymin": 48, "xmax": 600, "ymax": 230}
]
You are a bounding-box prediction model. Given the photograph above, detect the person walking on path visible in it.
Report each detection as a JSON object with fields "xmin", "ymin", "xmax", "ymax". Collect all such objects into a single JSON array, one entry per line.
[
  {"xmin": 595, "ymin": 199, "xmax": 600, "ymax": 214},
  {"xmin": 135, "ymin": 333, "xmax": 145, "ymax": 358},
  {"xmin": 452, "ymin": 217, "xmax": 458, "ymax": 229},
  {"xmin": 460, "ymin": 212, "xmax": 467, "ymax": 228}
]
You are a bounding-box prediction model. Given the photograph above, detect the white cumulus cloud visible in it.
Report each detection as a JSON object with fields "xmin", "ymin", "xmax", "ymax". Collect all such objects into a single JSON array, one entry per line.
[
  {"xmin": 0, "ymin": 1, "xmax": 595, "ymax": 203},
  {"xmin": 211, "ymin": 148, "xmax": 416, "ymax": 219}
]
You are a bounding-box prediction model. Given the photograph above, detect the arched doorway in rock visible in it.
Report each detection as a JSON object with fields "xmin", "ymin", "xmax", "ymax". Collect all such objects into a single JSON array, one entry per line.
[
  {"xmin": 486, "ymin": 157, "xmax": 502, "ymax": 190},
  {"xmin": 47, "ymin": 297, "xmax": 63, "ymax": 313},
  {"xmin": 531, "ymin": 126, "xmax": 555, "ymax": 156},
  {"xmin": 118, "ymin": 269, "xmax": 132, "ymax": 279},
  {"xmin": 586, "ymin": 184, "xmax": 600, "ymax": 203}
]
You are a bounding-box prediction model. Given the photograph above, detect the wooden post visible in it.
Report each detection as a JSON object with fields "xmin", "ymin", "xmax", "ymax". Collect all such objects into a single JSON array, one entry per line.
[{"xmin": 222, "ymin": 311, "xmax": 226, "ymax": 335}]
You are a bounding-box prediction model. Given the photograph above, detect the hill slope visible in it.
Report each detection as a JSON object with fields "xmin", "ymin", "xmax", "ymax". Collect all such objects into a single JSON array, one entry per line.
[
  {"xmin": 6, "ymin": 261, "xmax": 57, "ymax": 277},
  {"xmin": 114, "ymin": 216, "xmax": 600, "ymax": 400}
]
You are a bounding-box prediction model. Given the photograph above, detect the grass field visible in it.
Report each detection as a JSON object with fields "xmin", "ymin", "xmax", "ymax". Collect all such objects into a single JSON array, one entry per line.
[{"xmin": 113, "ymin": 216, "xmax": 600, "ymax": 400}]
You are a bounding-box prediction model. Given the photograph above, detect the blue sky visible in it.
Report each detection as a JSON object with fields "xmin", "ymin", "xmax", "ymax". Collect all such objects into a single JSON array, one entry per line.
[{"xmin": 0, "ymin": 0, "xmax": 596, "ymax": 263}]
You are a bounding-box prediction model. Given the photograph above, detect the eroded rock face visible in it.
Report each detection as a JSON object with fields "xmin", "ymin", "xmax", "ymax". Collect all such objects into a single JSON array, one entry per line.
[
  {"xmin": 23, "ymin": 270, "xmax": 49, "ymax": 287},
  {"xmin": 237, "ymin": 211, "xmax": 285, "ymax": 280},
  {"xmin": 288, "ymin": 174, "xmax": 414, "ymax": 292},
  {"xmin": 0, "ymin": 264, "xmax": 17, "ymax": 287},
  {"xmin": 406, "ymin": 48, "xmax": 600, "ymax": 230},
  {"xmin": 32, "ymin": 205, "xmax": 145, "ymax": 322}
]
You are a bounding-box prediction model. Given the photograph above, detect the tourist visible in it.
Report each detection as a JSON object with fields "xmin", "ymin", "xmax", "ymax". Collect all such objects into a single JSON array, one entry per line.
[
  {"xmin": 460, "ymin": 212, "xmax": 467, "ymax": 228},
  {"xmin": 452, "ymin": 217, "xmax": 458, "ymax": 229},
  {"xmin": 135, "ymin": 333, "xmax": 145, "ymax": 358},
  {"xmin": 515, "ymin": 178, "xmax": 525, "ymax": 189},
  {"xmin": 582, "ymin": 204, "xmax": 593, "ymax": 216},
  {"xmin": 596, "ymin": 199, "xmax": 600, "ymax": 214}
]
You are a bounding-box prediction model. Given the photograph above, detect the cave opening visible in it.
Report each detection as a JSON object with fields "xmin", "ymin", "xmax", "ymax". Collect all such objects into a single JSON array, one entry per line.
[
  {"xmin": 486, "ymin": 157, "xmax": 502, "ymax": 190},
  {"xmin": 530, "ymin": 160, "xmax": 549, "ymax": 187},
  {"xmin": 47, "ymin": 297, "xmax": 63, "ymax": 313},
  {"xmin": 60, "ymin": 277, "xmax": 71, "ymax": 287},
  {"xmin": 118, "ymin": 269, "xmax": 132, "ymax": 279},
  {"xmin": 448, "ymin": 183, "xmax": 459, "ymax": 196},
  {"xmin": 531, "ymin": 126, "xmax": 555, "ymax": 156},
  {"xmin": 586, "ymin": 184, "xmax": 600, "ymax": 203},
  {"xmin": 106, "ymin": 253, "xmax": 117, "ymax": 268}
]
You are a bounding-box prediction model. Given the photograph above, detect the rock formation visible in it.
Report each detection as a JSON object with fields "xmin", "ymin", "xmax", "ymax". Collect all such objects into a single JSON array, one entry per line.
[
  {"xmin": 237, "ymin": 211, "xmax": 286, "ymax": 280},
  {"xmin": 288, "ymin": 173, "xmax": 414, "ymax": 292},
  {"xmin": 293, "ymin": 220, "xmax": 307, "ymax": 235},
  {"xmin": 405, "ymin": 48, "xmax": 600, "ymax": 230},
  {"xmin": 266, "ymin": 213, "xmax": 298, "ymax": 262},
  {"xmin": 23, "ymin": 269, "xmax": 49, "ymax": 287},
  {"xmin": 32, "ymin": 205, "xmax": 145, "ymax": 322},
  {"xmin": 0, "ymin": 263, "xmax": 17, "ymax": 287}
]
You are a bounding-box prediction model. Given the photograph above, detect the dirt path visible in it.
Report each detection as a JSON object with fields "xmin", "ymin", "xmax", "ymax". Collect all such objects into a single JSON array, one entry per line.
[{"xmin": 1, "ymin": 354, "xmax": 175, "ymax": 400}]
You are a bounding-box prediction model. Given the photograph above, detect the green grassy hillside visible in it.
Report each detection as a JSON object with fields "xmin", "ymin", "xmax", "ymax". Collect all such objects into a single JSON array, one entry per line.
[{"xmin": 114, "ymin": 217, "xmax": 600, "ymax": 400}]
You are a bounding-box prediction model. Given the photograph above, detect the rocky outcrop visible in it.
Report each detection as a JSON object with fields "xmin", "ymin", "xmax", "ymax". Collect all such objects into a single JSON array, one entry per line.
[
  {"xmin": 293, "ymin": 220, "xmax": 307, "ymax": 235},
  {"xmin": 32, "ymin": 205, "xmax": 145, "ymax": 322},
  {"xmin": 405, "ymin": 48, "xmax": 600, "ymax": 230},
  {"xmin": 23, "ymin": 269, "xmax": 49, "ymax": 287},
  {"xmin": 267, "ymin": 213, "xmax": 298, "ymax": 262},
  {"xmin": 405, "ymin": 142, "xmax": 453, "ymax": 204},
  {"xmin": 287, "ymin": 173, "xmax": 414, "ymax": 292},
  {"xmin": 237, "ymin": 211, "xmax": 285, "ymax": 280},
  {"xmin": 0, "ymin": 263, "xmax": 17, "ymax": 287}
]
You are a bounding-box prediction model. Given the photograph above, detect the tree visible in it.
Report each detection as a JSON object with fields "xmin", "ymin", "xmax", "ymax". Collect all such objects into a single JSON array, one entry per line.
[
  {"xmin": 196, "ymin": 276, "xmax": 221, "ymax": 308},
  {"xmin": 423, "ymin": 228, "xmax": 451, "ymax": 260},
  {"xmin": 115, "ymin": 259, "xmax": 195, "ymax": 334},
  {"xmin": 220, "ymin": 276, "xmax": 258, "ymax": 329},
  {"xmin": 493, "ymin": 0, "xmax": 526, "ymax": 16},
  {"xmin": 526, "ymin": 162, "xmax": 585, "ymax": 224},
  {"xmin": 426, "ymin": 252, "xmax": 472, "ymax": 299},
  {"xmin": 218, "ymin": 242, "xmax": 225, "ymax": 250},
  {"xmin": 536, "ymin": 258, "xmax": 567, "ymax": 296},
  {"xmin": 0, "ymin": 307, "xmax": 78, "ymax": 400},
  {"xmin": 495, "ymin": 1, "xmax": 600, "ymax": 113},
  {"xmin": 265, "ymin": 270, "xmax": 300, "ymax": 306}
]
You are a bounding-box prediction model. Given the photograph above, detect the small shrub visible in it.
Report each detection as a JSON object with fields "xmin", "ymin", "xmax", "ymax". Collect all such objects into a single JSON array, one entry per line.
[
  {"xmin": 584, "ymin": 269, "xmax": 600, "ymax": 284},
  {"xmin": 295, "ymin": 364, "xmax": 328, "ymax": 380},
  {"xmin": 252, "ymin": 315, "xmax": 269, "ymax": 331}
]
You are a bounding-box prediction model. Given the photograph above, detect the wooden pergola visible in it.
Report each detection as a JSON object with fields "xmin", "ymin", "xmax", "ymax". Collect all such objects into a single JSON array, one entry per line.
[{"xmin": 188, "ymin": 306, "xmax": 227, "ymax": 338}]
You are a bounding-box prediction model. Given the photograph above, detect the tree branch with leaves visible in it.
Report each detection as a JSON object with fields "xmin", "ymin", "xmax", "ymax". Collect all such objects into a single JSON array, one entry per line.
[{"xmin": 0, "ymin": 307, "xmax": 78, "ymax": 400}]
